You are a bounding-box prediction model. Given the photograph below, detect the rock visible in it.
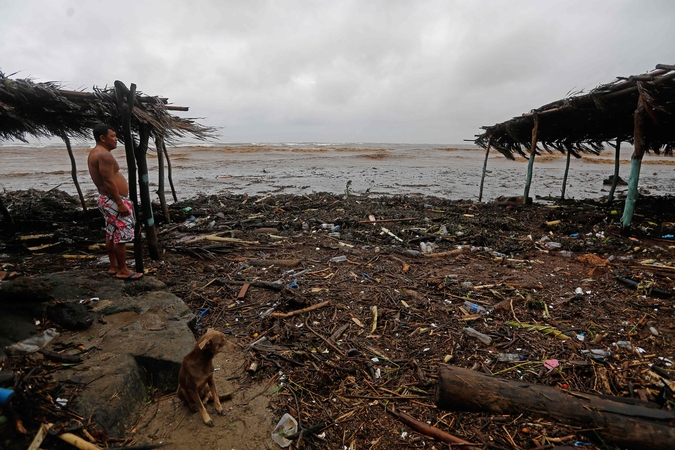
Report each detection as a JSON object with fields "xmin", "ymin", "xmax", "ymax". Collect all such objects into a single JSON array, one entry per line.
[
  {"xmin": 46, "ymin": 301, "xmax": 95, "ymax": 330},
  {"xmin": 36, "ymin": 273, "xmax": 197, "ymax": 438},
  {"xmin": 603, "ymin": 175, "xmax": 627, "ymax": 186}
]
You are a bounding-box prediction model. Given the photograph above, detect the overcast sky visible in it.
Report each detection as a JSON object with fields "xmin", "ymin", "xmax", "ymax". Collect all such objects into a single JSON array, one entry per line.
[{"xmin": 2, "ymin": 0, "xmax": 674, "ymax": 144}]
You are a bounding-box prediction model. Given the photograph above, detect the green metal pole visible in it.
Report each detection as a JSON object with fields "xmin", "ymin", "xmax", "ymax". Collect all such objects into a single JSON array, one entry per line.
[{"xmin": 621, "ymin": 99, "xmax": 646, "ymax": 236}]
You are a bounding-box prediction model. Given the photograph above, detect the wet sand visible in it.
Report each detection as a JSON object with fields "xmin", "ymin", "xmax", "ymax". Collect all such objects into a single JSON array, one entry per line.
[{"xmin": 1, "ymin": 143, "xmax": 673, "ymax": 201}]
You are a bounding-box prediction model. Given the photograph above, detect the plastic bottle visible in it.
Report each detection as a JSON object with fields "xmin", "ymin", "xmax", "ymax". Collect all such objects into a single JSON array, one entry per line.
[
  {"xmin": 463, "ymin": 301, "xmax": 488, "ymax": 315},
  {"xmin": 6, "ymin": 328, "xmax": 59, "ymax": 354},
  {"xmin": 497, "ymin": 353, "xmax": 523, "ymax": 362},
  {"xmin": 545, "ymin": 241, "xmax": 562, "ymax": 249},
  {"xmin": 462, "ymin": 327, "xmax": 492, "ymax": 345}
]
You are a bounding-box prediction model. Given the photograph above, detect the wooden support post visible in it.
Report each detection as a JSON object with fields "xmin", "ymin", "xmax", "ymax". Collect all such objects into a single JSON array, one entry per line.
[
  {"xmin": 154, "ymin": 135, "xmax": 171, "ymax": 222},
  {"xmin": 608, "ymin": 139, "xmax": 621, "ymax": 202},
  {"xmin": 523, "ymin": 114, "xmax": 538, "ymax": 204},
  {"xmin": 561, "ymin": 142, "xmax": 572, "ymax": 200},
  {"xmin": 114, "ymin": 80, "xmax": 143, "ymax": 272},
  {"xmin": 135, "ymin": 124, "xmax": 160, "ymax": 260},
  {"xmin": 478, "ymin": 135, "xmax": 492, "ymax": 202},
  {"xmin": 162, "ymin": 140, "xmax": 178, "ymax": 202},
  {"xmin": 434, "ymin": 365, "xmax": 675, "ymax": 450},
  {"xmin": 621, "ymin": 98, "xmax": 647, "ymax": 236},
  {"xmin": 62, "ymin": 134, "xmax": 87, "ymax": 211}
]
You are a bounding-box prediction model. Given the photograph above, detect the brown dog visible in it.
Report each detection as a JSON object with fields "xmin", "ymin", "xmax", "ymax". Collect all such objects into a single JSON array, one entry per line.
[{"xmin": 177, "ymin": 329, "xmax": 237, "ymax": 426}]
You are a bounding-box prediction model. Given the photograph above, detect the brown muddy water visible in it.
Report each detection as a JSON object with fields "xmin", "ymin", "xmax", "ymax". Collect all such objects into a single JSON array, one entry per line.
[{"xmin": 1, "ymin": 143, "xmax": 673, "ymax": 202}]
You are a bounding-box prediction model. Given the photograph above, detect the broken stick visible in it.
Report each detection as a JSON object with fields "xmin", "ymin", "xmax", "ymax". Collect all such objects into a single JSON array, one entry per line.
[{"xmin": 270, "ymin": 300, "xmax": 331, "ymax": 318}]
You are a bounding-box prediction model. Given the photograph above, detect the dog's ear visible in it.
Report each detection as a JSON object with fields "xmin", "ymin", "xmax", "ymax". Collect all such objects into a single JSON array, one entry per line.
[{"xmin": 198, "ymin": 337, "xmax": 211, "ymax": 350}]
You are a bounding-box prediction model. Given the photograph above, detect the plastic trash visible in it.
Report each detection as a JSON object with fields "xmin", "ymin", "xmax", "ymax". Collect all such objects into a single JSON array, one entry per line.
[
  {"xmin": 0, "ymin": 388, "xmax": 14, "ymax": 407},
  {"xmin": 649, "ymin": 326, "xmax": 659, "ymax": 336},
  {"xmin": 462, "ymin": 327, "xmax": 492, "ymax": 345},
  {"xmin": 615, "ymin": 341, "xmax": 632, "ymax": 349},
  {"xmin": 662, "ymin": 234, "xmax": 674, "ymax": 239},
  {"xmin": 463, "ymin": 301, "xmax": 489, "ymax": 315},
  {"xmin": 544, "ymin": 241, "xmax": 561, "ymax": 249},
  {"xmin": 497, "ymin": 353, "xmax": 523, "ymax": 362},
  {"xmin": 6, "ymin": 328, "xmax": 58, "ymax": 354},
  {"xmin": 330, "ymin": 256, "xmax": 347, "ymax": 262},
  {"xmin": 581, "ymin": 349, "xmax": 611, "ymax": 362},
  {"xmin": 272, "ymin": 413, "xmax": 298, "ymax": 448},
  {"xmin": 321, "ymin": 223, "xmax": 335, "ymax": 229},
  {"xmin": 560, "ymin": 250, "xmax": 573, "ymax": 257},
  {"xmin": 439, "ymin": 225, "xmax": 448, "ymax": 236}
]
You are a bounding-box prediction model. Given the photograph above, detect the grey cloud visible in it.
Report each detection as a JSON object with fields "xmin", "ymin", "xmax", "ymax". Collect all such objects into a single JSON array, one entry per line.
[{"xmin": 1, "ymin": 0, "xmax": 674, "ymax": 143}]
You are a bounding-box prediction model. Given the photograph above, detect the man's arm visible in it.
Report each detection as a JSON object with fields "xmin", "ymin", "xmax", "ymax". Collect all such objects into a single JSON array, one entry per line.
[{"xmin": 98, "ymin": 153, "xmax": 130, "ymax": 216}]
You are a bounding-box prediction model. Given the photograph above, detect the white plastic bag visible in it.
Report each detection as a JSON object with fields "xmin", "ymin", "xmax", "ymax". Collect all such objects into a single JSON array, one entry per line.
[{"xmin": 6, "ymin": 328, "xmax": 58, "ymax": 354}]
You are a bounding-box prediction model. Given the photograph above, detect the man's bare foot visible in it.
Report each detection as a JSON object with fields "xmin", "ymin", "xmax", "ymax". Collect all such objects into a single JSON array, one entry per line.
[
  {"xmin": 116, "ymin": 271, "xmax": 143, "ymax": 280},
  {"xmin": 108, "ymin": 268, "xmax": 119, "ymax": 275}
]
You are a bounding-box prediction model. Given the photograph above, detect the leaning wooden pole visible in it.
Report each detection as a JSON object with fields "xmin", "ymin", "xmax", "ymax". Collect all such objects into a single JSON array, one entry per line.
[
  {"xmin": 608, "ymin": 139, "xmax": 622, "ymax": 202},
  {"xmin": 523, "ymin": 114, "xmax": 539, "ymax": 204},
  {"xmin": 154, "ymin": 135, "xmax": 171, "ymax": 222},
  {"xmin": 478, "ymin": 135, "xmax": 492, "ymax": 202},
  {"xmin": 621, "ymin": 97, "xmax": 647, "ymax": 236},
  {"xmin": 135, "ymin": 125, "xmax": 160, "ymax": 260},
  {"xmin": 62, "ymin": 134, "xmax": 87, "ymax": 211},
  {"xmin": 162, "ymin": 140, "xmax": 178, "ymax": 202},
  {"xmin": 114, "ymin": 80, "xmax": 143, "ymax": 272},
  {"xmin": 434, "ymin": 365, "xmax": 675, "ymax": 450},
  {"xmin": 560, "ymin": 142, "xmax": 572, "ymax": 200}
]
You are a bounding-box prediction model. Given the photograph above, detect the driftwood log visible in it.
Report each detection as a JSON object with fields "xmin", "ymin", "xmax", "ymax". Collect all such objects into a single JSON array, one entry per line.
[{"xmin": 434, "ymin": 365, "xmax": 675, "ymax": 450}]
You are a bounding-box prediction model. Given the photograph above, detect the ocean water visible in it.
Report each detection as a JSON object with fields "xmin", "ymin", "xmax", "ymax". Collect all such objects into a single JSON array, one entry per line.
[{"xmin": 0, "ymin": 142, "xmax": 673, "ymax": 202}]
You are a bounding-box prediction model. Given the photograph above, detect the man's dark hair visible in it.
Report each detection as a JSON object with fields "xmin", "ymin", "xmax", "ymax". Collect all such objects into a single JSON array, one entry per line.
[{"xmin": 93, "ymin": 124, "xmax": 114, "ymax": 143}]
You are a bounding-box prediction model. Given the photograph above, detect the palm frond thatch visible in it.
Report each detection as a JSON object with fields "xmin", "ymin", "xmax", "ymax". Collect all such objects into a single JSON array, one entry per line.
[
  {"xmin": 475, "ymin": 64, "xmax": 675, "ymax": 159},
  {"xmin": 0, "ymin": 71, "xmax": 217, "ymax": 143}
]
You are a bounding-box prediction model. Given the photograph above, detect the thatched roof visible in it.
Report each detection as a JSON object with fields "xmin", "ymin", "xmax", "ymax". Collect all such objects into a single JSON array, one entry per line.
[
  {"xmin": 0, "ymin": 71, "xmax": 216, "ymax": 143},
  {"xmin": 474, "ymin": 64, "xmax": 675, "ymax": 160}
]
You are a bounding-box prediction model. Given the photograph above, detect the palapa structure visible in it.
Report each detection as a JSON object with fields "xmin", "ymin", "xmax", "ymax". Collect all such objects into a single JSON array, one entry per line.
[
  {"xmin": 474, "ymin": 63, "xmax": 675, "ymax": 235},
  {"xmin": 0, "ymin": 71, "xmax": 217, "ymax": 269}
]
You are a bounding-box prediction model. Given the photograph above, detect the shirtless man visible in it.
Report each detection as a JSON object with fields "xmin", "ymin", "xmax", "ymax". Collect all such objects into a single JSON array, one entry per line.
[{"xmin": 88, "ymin": 124, "xmax": 143, "ymax": 279}]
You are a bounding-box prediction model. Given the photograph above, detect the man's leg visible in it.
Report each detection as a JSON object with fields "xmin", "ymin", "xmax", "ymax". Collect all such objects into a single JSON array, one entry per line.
[
  {"xmin": 106, "ymin": 237, "xmax": 119, "ymax": 275},
  {"xmin": 113, "ymin": 242, "xmax": 142, "ymax": 279}
]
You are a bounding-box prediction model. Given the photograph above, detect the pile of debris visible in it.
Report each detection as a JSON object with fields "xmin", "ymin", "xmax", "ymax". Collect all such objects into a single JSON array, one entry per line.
[{"xmin": 1, "ymin": 190, "xmax": 674, "ymax": 449}]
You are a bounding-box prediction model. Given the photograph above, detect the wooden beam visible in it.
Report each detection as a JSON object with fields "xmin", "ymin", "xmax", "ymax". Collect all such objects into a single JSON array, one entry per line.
[
  {"xmin": 434, "ymin": 365, "xmax": 675, "ymax": 450},
  {"xmin": 523, "ymin": 114, "xmax": 538, "ymax": 204},
  {"xmin": 561, "ymin": 141, "xmax": 572, "ymax": 200},
  {"xmin": 154, "ymin": 135, "xmax": 171, "ymax": 222},
  {"xmin": 607, "ymin": 139, "xmax": 621, "ymax": 202},
  {"xmin": 62, "ymin": 134, "xmax": 87, "ymax": 211},
  {"xmin": 135, "ymin": 124, "xmax": 160, "ymax": 260},
  {"xmin": 478, "ymin": 135, "xmax": 492, "ymax": 202}
]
